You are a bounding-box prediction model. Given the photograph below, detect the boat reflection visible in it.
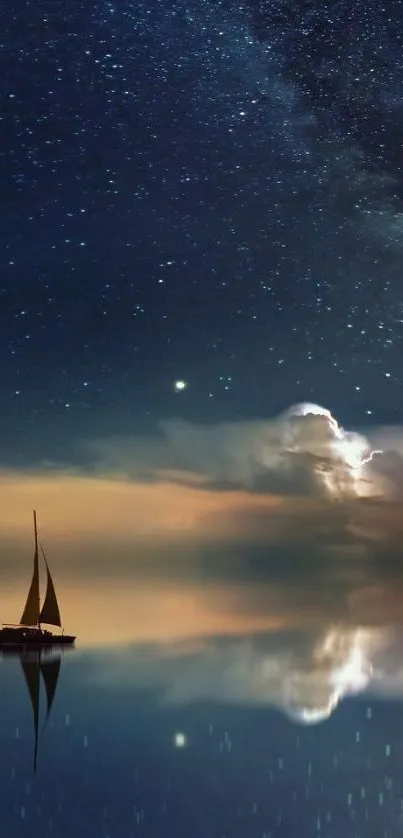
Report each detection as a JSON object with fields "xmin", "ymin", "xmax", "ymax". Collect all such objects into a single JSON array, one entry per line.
[{"xmin": 1, "ymin": 646, "xmax": 73, "ymax": 772}]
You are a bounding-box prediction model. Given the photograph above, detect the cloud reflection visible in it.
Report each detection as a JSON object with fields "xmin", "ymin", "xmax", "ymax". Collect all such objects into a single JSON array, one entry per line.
[{"xmin": 86, "ymin": 623, "xmax": 390, "ymax": 725}]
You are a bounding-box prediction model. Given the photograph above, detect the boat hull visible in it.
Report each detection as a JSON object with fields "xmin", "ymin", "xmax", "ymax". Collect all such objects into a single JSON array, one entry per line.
[{"xmin": 0, "ymin": 627, "xmax": 75, "ymax": 647}]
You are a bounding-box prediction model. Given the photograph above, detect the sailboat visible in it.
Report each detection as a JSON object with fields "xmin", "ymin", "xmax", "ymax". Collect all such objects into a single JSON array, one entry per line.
[{"xmin": 0, "ymin": 510, "xmax": 75, "ymax": 647}]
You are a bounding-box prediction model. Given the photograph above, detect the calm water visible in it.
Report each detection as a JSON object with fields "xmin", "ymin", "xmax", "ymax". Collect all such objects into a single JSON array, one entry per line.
[{"xmin": 1, "ymin": 565, "xmax": 403, "ymax": 838}]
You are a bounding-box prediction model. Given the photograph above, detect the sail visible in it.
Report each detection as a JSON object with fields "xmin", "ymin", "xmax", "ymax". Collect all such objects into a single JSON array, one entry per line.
[
  {"xmin": 21, "ymin": 654, "xmax": 40, "ymax": 772},
  {"xmin": 40, "ymin": 657, "xmax": 61, "ymax": 720},
  {"xmin": 20, "ymin": 511, "xmax": 40, "ymax": 626},
  {"xmin": 39, "ymin": 549, "xmax": 62, "ymax": 627}
]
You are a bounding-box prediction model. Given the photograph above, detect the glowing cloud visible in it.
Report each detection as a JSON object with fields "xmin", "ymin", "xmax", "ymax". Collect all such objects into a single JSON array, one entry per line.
[
  {"xmin": 87, "ymin": 401, "xmax": 389, "ymax": 499},
  {"xmin": 280, "ymin": 402, "xmax": 383, "ymax": 497}
]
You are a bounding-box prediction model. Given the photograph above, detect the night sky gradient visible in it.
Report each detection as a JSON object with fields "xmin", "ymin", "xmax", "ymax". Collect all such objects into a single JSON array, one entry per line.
[
  {"xmin": 3, "ymin": 4, "xmax": 403, "ymax": 831},
  {"xmin": 2, "ymin": 0, "xmax": 403, "ymax": 461}
]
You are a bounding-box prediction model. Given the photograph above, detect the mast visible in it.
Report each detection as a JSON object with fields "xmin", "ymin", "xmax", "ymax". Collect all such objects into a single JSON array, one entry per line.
[
  {"xmin": 34, "ymin": 511, "xmax": 41, "ymax": 630},
  {"xmin": 20, "ymin": 509, "xmax": 40, "ymax": 628}
]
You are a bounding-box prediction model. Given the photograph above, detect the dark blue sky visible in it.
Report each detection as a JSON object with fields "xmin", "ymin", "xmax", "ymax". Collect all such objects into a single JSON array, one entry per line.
[{"xmin": 1, "ymin": 0, "xmax": 403, "ymax": 461}]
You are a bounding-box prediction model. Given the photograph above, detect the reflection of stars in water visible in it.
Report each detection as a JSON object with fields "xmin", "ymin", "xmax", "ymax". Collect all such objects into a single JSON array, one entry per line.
[
  {"xmin": 174, "ymin": 380, "xmax": 188, "ymax": 392},
  {"xmin": 174, "ymin": 732, "xmax": 187, "ymax": 748}
]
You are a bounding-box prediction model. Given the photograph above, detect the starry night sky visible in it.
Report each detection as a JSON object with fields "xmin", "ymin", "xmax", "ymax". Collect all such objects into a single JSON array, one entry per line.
[{"xmin": 2, "ymin": 0, "xmax": 403, "ymax": 462}]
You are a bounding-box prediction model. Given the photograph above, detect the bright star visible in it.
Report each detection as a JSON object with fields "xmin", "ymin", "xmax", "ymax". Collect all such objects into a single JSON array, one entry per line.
[{"xmin": 174, "ymin": 380, "xmax": 187, "ymax": 392}]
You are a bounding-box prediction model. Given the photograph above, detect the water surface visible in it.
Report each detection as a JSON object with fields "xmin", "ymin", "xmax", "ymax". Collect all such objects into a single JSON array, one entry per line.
[{"xmin": 1, "ymin": 555, "xmax": 403, "ymax": 837}]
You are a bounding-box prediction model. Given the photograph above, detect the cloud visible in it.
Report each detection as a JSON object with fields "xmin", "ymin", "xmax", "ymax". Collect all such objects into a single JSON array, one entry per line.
[
  {"xmin": 85, "ymin": 403, "xmax": 394, "ymax": 499},
  {"xmin": 84, "ymin": 417, "xmax": 283, "ymax": 489},
  {"xmin": 1, "ymin": 404, "xmax": 403, "ymax": 578},
  {"xmin": 1, "ymin": 403, "xmax": 403, "ymax": 675},
  {"xmin": 0, "ymin": 469, "xmax": 262, "ymax": 549},
  {"xmin": 2, "ymin": 402, "xmax": 403, "ymax": 582}
]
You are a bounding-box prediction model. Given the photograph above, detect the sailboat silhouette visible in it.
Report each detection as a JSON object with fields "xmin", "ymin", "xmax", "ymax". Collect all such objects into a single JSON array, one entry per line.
[
  {"xmin": 0, "ymin": 510, "xmax": 75, "ymax": 647},
  {"xmin": 20, "ymin": 650, "xmax": 62, "ymax": 772}
]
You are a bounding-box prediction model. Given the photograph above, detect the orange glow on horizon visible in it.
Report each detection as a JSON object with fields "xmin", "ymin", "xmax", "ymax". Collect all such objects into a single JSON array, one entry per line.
[
  {"xmin": 0, "ymin": 468, "xmax": 282, "ymax": 542},
  {"xmin": 0, "ymin": 579, "xmax": 293, "ymax": 648},
  {"xmin": 0, "ymin": 468, "xmax": 402, "ymax": 650}
]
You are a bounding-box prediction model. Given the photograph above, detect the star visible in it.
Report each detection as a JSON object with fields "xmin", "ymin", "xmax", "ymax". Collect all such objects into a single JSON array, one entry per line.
[{"xmin": 174, "ymin": 380, "xmax": 188, "ymax": 392}]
